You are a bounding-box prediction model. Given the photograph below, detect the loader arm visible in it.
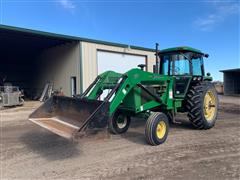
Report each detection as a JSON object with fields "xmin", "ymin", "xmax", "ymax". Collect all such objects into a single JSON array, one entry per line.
[
  {"xmin": 109, "ymin": 69, "xmax": 174, "ymax": 114},
  {"xmin": 83, "ymin": 68, "xmax": 175, "ymax": 116}
]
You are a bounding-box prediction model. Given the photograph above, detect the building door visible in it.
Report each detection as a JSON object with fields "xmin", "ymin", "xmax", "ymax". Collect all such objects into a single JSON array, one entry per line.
[
  {"xmin": 97, "ymin": 51, "xmax": 146, "ymax": 74},
  {"xmin": 70, "ymin": 76, "xmax": 76, "ymax": 96},
  {"xmin": 97, "ymin": 51, "xmax": 146, "ymax": 100}
]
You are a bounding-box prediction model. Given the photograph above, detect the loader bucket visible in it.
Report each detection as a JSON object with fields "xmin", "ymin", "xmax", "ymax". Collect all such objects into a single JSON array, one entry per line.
[{"xmin": 29, "ymin": 96, "xmax": 109, "ymax": 139}]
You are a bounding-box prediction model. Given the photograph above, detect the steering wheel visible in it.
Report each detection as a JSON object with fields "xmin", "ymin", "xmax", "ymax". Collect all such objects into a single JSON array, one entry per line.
[{"xmin": 173, "ymin": 67, "xmax": 180, "ymax": 75}]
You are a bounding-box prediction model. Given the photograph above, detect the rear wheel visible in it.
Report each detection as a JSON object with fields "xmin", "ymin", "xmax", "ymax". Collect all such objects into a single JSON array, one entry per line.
[
  {"xmin": 186, "ymin": 82, "xmax": 218, "ymax": 129},
  {"xmin": 108, "ymin": 110, "xmax": 131, "ymax": 134},
  {"xmin": 145, "ymin": 112, "xmax": 169, "ymax": 146}
]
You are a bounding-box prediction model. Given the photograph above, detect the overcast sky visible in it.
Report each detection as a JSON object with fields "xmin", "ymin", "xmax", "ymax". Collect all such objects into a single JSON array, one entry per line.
[{"xmin": 0, "ymin": 0, "xmax": 239, "ymax": 81}]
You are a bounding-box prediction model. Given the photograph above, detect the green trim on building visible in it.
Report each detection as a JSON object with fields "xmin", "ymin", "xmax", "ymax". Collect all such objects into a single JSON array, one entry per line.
[{"xmin": 0, "ymin": 24, "xmax": 78, "ymax": 41}]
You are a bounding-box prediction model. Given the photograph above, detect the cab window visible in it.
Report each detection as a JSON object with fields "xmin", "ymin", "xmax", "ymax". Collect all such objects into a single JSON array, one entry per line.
[{"xmin": 192, "ymin": 57, "xmax": 203, "ymax": 76}]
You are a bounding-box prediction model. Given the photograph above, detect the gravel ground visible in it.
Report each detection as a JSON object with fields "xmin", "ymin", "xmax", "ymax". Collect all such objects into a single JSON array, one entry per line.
[{"xmin": 1, "ymin": 96, "xmax": 240, "ymax": 180}]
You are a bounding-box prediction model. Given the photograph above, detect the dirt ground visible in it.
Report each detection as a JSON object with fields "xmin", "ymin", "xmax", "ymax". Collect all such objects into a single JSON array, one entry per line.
[{"xmin": 1, "ymin": 96, "xmax": 240, "ymax": 180}]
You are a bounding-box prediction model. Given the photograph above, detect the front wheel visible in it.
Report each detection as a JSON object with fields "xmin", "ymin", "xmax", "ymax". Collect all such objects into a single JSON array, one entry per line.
[
  {"xmin": 108, "ymin": 110, "xmax": 131, "ymax": 134},
  {"xmin": 145, "ymin": 112, "xmax": 169, "ymax": 146}
]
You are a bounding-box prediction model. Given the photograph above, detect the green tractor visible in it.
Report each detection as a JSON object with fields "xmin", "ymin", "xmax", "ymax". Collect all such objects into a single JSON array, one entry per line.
[{"xmin": 29, "ymin": 45, "xmax": 218, "ymax": 146}]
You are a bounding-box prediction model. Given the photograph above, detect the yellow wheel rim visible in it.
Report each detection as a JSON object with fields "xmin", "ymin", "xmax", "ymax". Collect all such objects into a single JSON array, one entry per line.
[
  {"xmin": 156, "ymin": 121, "xmax": 166, "ymax": 139},
  {"xmin": 204, "ymin": 90, "xmax": 216, "ymax": 121}
]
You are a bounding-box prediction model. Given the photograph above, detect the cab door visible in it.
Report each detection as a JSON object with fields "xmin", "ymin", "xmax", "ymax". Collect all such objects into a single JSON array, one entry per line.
[
  {"xmin": 159, "ymin": 53, "xmax": 192, "ymax": 98},
  {"xmin": 171, "ymin": 54, "xmax": 192, "ymax": 98}
]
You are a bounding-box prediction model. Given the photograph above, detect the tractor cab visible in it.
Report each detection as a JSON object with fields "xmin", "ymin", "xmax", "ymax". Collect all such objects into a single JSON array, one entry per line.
[{"xmin": 157, "ymin": 46, "xmax": 209, "ymax": 98}]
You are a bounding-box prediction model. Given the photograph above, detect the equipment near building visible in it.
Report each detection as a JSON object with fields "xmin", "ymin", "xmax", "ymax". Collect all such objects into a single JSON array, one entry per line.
[
  {"xmin": 29, "ymin": 45, "xmax": 218, "ymax": 146},
  {"xmin": 0, "ymin": 84, "xmax": 24, "ymax": 107},
  {"xmin": 39, "ymin": 82, "xmax": 54, "ymax": 102}
]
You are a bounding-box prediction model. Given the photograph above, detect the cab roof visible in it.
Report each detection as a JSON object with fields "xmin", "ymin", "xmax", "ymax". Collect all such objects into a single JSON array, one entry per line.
[{"xmin": 160, "ymin": 46, "xmax": 203, "ymax": 54}]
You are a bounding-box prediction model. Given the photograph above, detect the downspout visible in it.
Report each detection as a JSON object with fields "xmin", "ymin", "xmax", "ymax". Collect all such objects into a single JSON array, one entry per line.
[{"xmin": 79, "ymin": 41, "xmax": 83, "ymax": 94}]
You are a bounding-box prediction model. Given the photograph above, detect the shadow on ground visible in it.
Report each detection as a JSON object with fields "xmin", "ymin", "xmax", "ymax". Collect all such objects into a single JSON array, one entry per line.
[
  {"xmin": 169, "ymin": 118, "xmax": 195, "ymax": 130},
  {"xmin": 121, "ymin": 131, "xmax": 147, "ymax": 145},
  {"xmin": 121, "ymin": 116, "xmax": 196, "ymax": 145},
  {"xmin": 20, "ymin": 129, "xmax": 80, "ymax": 161}
]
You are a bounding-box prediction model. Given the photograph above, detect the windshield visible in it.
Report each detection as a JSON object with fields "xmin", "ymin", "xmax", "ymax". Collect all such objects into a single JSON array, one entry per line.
[{"xmin": 171, "ymin": 53, "xmax": 190, "ymax": 75}]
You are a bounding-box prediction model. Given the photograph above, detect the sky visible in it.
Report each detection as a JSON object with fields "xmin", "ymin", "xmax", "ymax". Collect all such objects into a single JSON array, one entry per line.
[{"xmin": 0, "ymin": 0, "xmax": 239, "ymax": 81}]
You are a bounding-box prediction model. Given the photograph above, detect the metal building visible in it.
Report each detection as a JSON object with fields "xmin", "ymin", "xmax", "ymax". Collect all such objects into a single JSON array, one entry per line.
[
  {"xmin": 0, "ymin": 25, "xmax": 155, "ymax": 98},
  {"xmin": 220, "ymin": 68, "xmax": 240, "ymax": 96}
]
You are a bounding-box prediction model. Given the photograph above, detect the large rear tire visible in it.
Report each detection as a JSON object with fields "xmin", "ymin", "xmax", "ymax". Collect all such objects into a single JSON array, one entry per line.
[
  {"xmin": 108, "ymin": 110, "xmax": 131, "ymax": 134},
  {"xmin": 186, "ymin": 82, "xmax": 218, "ymax": 129},
  {"xmin": 145, "ymin": 112, "xmax": 169, "ymax": 146}
]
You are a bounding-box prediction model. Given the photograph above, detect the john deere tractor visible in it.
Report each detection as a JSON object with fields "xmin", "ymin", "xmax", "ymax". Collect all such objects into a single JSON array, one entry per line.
[{"xmin": 29, "ymin": 45, "xmax": 218, "ymax": 146}]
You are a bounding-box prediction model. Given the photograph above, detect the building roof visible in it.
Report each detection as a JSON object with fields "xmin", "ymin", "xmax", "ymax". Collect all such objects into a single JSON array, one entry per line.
[
  {"xmin": 159, "ymin": 46, "xmax": 203, "ymax": 54},
  {"xmin": 0, "ymin": 24, "xmax": 206, "ymax": 54},
  {"xmin": 220, "ymin": 68, "xmax": 240, "ymax": 73},
  {"xmin": 0, "ymin": 24, "xmax": 155, "ymax": 52}
]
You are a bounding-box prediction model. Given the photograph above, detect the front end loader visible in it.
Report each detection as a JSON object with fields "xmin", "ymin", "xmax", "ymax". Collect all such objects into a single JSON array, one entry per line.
[{"xmin": 29, "ymin": 45, "xmax": 218, "ymax": 146}]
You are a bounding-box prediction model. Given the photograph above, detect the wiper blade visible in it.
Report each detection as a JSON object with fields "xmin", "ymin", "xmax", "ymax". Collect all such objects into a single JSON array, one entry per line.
[{"xmin": 180, "ymin": 53, "xmax": 192, "ymax": 64}]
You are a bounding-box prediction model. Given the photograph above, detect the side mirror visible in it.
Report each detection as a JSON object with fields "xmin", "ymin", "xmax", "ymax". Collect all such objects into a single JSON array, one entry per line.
[
  {"xmin": 138, "ymin": 64, "xmax": 146, "ymax": 71},
  {"xmin": 206, "ymin": 72, "xmax": 211, "ymax": 76},
  {"xmin": 204, "ymin": 54, "xmax": 209, "ymax": 58}
]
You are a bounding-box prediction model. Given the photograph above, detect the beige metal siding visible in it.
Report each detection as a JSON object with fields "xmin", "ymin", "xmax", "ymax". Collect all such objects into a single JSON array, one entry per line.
[
  {"xmin": 81, "ymin": 42, "xmax": 155, "ymax": 90},
  {"xmin": 38, "ymin": 42, "xmax": 81, "ymax": 96}
]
